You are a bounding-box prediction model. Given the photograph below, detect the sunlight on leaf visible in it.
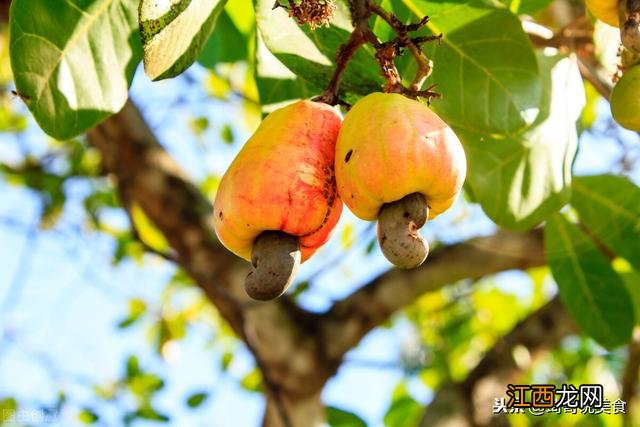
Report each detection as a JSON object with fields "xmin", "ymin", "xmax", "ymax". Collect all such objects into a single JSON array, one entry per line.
[
  {"xmin": 139, "ymin": 0, "xmax": 228, "ymax": 80},
  {"xmin": 9, "ymin": 0, "xmax": 141, "ymax": 139},
  {"xmin": 131, "ymin": 203, "xmax": 169, "ymax": 254},
  {"xmin": 545, "ymin": 214, "xmax": 633, "ymax": 349}
]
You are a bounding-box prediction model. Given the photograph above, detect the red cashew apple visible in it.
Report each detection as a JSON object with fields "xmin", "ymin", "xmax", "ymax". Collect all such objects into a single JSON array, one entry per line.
[
  {"xmin": 214, "ymin": 100, "xmax": 343, "ymax": 300},
  {"xmin": 335, "ymin": 92, "xmax": 466, "ymax": 268}
]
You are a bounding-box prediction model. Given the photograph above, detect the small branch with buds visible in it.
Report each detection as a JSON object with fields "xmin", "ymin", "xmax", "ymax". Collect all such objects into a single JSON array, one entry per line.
[
  {"xmin": 367, "ymin": 1, "xmax": 442, "ymax": 91},
  {"xmin": 312, "ymin": 0, "xmax": 442, "ymax": 105}
]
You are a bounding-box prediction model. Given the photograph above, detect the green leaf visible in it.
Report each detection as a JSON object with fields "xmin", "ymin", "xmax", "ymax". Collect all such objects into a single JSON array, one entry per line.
[
  {"xmin": 131, "ymin": 203, "xmax": 169, "ymax": 254},
  {"xmin": 93, "ymin": 383, "xmax": 118, "ymax": 400},
  {"xmin": 340, "ymin": 223, "xmax": 356, "ymax": 249},
  {"xmin": 117, "ymin": 298, "xmax": 147, "ymax": 329},
  {"xmin": 199, "ymin": 11, "xmax": 248, "ymax": 67},
  {"xmin": 126, "ymin": 355, "xmax": 141, "ymax": 379},
  {"xmin": 134, "ymin": 405, "xmax": 170, "ymax": 422},
  {"xmin": 9, "ymin": 0, "xmax": 141, "ymax": 140},
  {"xmin": 289, "ymin": 280, "xmax": 310, "ymax": 300},
  {"xmin": 326, "ymin": 406, "xmax": 368, "ymax": 427},
  {"xmin": 404, "ymin": 0, "xmax": 541, "ymax": 134},
  {"xmin": 497, "ymin": 0, "xmax": 553, "ymax": 14},
  {"xmin": 364, "ymin": 237, "xmax": 377, "ymax": 255},
  {"xmin": 186, "ymin": 391, "xmax": 209, "ymax": 408},
  {"xmin": 384, "ymin": 396, "xmax": 422, "ymax": 427},
  {"xmin": 189, "ymin": 116, "xmax": 209, "ymax": 135},
  {"xmin": 220, "ymin": 351, "xmax": 233, "ymax": 371},
  {"xmin": 572, "ymin": 175, "xmax": 640, "ymax": 271},
  {"xmin": 255, "ymin": 0, "xmax": 382, "ymax": 103},
  {"xmin": 78, "ymin": 408, "xmax": 99, "ymax": 424},
  {"xmin": 255, "ymin": 33, "xmax": 322, "ymax": 109},
  {"xmin": 617, "ymin": 262, "xmax": 640, "ymax": 325},
  {"xmin": 0, "ymin": 397, "xmax": 17, "ymax": 422},
  {"xmin": 240, "ymin": 368, "xmax": 262, "ymax": 392},
  {"xmin": 221, "ymin": 124, "xmax": 234, "ymax": 144},
  {"xmin": 199, "ymin": 0, "xmax": 254, "ymax": 68},
  {"xmin": 139, "ymin": 0, "xmax": 228, "ymax": 80},
  {"xmin": 461, "ymin": 54, "xmax": 582, "ymax": 229},
  {"xmin": 129, "ymin": 373, "xmax": 165, "ymax": 396},
  {"xmin": 164, "ymin": 315, "xmax": 187, "ymax": 340},
  {"xmin": 545, "ymin": 214, "xmax": 634, "ymax": 349}
]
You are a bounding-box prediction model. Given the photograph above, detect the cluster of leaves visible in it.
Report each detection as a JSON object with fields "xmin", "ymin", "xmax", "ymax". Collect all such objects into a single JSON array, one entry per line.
[{"xmin": 78, "ymin": 355, "xmax": 170, "ymax": 425}]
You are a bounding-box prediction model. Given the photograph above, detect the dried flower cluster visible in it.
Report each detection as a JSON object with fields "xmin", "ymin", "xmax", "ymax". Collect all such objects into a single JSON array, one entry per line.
[{"xmin": 289, "ymin": 0, "xmax": 336, "ymax": 29}]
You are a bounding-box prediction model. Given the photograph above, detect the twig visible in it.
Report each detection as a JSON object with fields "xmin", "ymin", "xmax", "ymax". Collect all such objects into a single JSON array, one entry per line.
[
  {"xmin": 314, "ymin": 0, "xmax": 441, "ymax": 105},
  {"xmin": 313, "ymin": 29, "xmax": 367, "ymax": 106},
  {"xmin": 368, "ymin": 1, "xmax": 441, "ymax": 91},
  {"xmin": 576, "ymin": 58, "xmax": 612, "ymax": 99}
]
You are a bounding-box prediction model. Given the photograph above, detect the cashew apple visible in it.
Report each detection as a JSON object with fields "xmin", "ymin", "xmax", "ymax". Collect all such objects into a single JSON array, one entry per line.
[
  {"xmin": 214, "ymin": 100, "xmax": 343, "ymax": 300},
  {"xmin": 335, "ymin": 92, "xmax": 466, "ymax": 268},
  {"xmin": 611, "ymin": 64, "xmax": 640, "ymax": 131},
  {"xmin": 586, "ymin": 0, "xmax": 619, "ymax": 27}
]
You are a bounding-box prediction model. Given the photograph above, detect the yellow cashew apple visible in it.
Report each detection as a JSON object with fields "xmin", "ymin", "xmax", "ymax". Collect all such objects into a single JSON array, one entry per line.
[
  {"xmin": 586, "ymin": 0, "xmax": 619, "ymax": 27},
  {"xmin": 335, "ymin": 92, "xmax": 466, "ymax": 268},
  {"xmin": 611, "ymin": 64, "xmax": 640, "ymax": 130},
  {"xmin": 214, "ymin": 100, "xmax": 343, "ymax": 300}
]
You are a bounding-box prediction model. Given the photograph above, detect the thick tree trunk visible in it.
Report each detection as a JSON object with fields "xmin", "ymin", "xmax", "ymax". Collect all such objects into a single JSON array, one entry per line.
[{"xmin": 262, "ymin": 391, "xmax": 325, "ymax": 427}]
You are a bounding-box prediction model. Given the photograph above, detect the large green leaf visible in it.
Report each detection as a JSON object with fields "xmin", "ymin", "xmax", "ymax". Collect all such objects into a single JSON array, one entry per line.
[
  {"xmin": 199, "ymin": 0, "xmax": 256, "ymax": 68},
  {"xmin": 620, "ymin": 269, "xmax": 640, "ymax": 325},
  {"xmin": 255, "ymin": 33, "xmax": 322, "ymax": 110},
  {"xmin": 255, "ymin": 0, "xmax": 383, "ymax": 101},
  {"xmin": 496, "ymin": 0, "xmax": 554, "ymax": 14},
  {"xmin": 545, "ymin": 214, "xmax": 634, "ymax": 349},
  {"xmin": 572, "ymin": 175, "xmax": 640, "ymax": 271},
  {"xmin": 462, "ymin": 55, "xmax": 582, "ymax": 229},
  {"xmin": 139, "ymin": 0, "xmax": 227, "ymax": 80},
  {"xmin": 9, "ymin": 0, "xmax": 141, "ymax": 140},
  {"xmin": 198, "ymin": 11, "xmax": 248, "ymax": 67},
  {"xmin": 404, "ymin": 0, "xmax": 541, "ymax": 134}
]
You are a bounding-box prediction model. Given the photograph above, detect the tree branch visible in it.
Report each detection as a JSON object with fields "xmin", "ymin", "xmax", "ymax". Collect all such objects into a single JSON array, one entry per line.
[
  {"xmin": 419, "ymin": 296, "xmax": 577, "ymax": 427},
  {"xmin": 319, "ymin": 229, "xmax": 546, "ymax": 363},
  {"xmin": 88, "ymin": 101, "xmax": 247, "ymax": 333}
]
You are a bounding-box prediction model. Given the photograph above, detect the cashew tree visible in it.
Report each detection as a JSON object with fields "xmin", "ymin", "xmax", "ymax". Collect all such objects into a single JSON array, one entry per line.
[{"xmin": 1, "ymin": 0, "xmax": 640, "ymax": 426}]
